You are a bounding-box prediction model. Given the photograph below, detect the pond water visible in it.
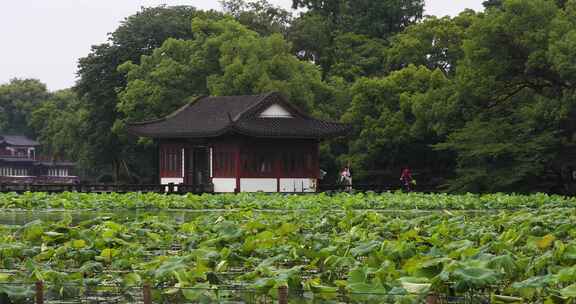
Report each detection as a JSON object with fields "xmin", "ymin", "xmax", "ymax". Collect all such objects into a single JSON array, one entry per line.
[
  {"xmin": 0, "ymin": 208, "xmax": 495, "ymax": 226},
  {"xmin": 0, "ymin": 209, "xmax": 229, "ymax": 226}
]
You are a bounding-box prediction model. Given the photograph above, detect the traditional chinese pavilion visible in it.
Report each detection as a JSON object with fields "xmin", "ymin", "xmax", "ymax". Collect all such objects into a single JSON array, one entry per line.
[
  {"xmin": 0, "ymin": 135, "xmax": 78, "ymax": 184},
  {"xmin": 127, "ymin": 92, "xmax": 350, "ymax": 192}
]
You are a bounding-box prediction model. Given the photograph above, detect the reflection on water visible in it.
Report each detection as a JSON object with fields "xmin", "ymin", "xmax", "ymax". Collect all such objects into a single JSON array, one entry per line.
[
  {"xmin": 0, "ymin": 210, "xmax": 218, "ymax": 226},
  {"xmin": 0, "ymin": 208, "xmax": 479, "ymax": 226}
]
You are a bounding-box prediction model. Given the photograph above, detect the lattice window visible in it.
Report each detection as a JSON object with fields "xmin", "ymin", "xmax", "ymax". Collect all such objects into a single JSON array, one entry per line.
[{"xmin": 160, "ymin": 145, "xmax": 183, "ymax": 178}]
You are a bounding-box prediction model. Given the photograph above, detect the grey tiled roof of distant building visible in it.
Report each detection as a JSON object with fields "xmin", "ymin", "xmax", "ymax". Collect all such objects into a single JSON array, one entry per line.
[{"xmin": 0, "ymin": 135, "xmax": 40, "ymax": 146}]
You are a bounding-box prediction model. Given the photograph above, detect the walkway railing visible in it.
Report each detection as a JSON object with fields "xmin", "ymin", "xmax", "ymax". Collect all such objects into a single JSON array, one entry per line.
[
  {"xmin": 0, "ymin": 182, "xmax": 437, "ymax": 194},
  {"xmin": 0, "ymin": 281, "xmax": 490, "ymax": 304}
]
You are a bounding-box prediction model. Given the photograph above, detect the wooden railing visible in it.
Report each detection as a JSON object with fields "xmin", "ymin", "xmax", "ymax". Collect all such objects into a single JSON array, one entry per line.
[
  {"xmin": 0, "ymin": 154, "xmax": 34, "ymax": 160},
  {"xmin": 0, "ymin": 183, "xmax": 438, "ymax": 194},
  {"xmin": 0, "ymin": 183, "xmax": 214, "ymax": 194}
]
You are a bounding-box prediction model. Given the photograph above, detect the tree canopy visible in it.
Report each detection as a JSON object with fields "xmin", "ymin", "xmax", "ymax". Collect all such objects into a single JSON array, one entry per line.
[
  {"xmin": 116, "ymin": 17, "xmax": 327, "ymax": 125},
  {"xmin": 435, "ymin": 0, "xmax": 576, "ymax": 192},
  {"xmin": 291, "ymin": 0, "xmax": 424, "ymax": 39},
  {"xmin": 73, "ymin": 6, "xmax": 222, "ymax": 180},
  {"xmin": 4, "ymin": 0, "xmax": 576, "ymax": 193},
  {"xmin": 0, "ymin": 79, "xmax": 49, "ymax": 136}
]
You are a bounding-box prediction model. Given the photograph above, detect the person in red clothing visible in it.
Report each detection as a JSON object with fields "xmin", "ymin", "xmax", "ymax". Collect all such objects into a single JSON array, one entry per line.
[{"xmin": 400, "ymin": 167, "xmax": 414, "ymax": 192}]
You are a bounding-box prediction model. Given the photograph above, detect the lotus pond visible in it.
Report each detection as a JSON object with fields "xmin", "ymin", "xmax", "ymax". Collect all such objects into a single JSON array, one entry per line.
[
  {"xmin": 1, "ymin": 191, "xmax": 576, "ymax": 210},
  {"xmin": 1, "ymin": 192, "xmax": 576, "ymax": 303}
]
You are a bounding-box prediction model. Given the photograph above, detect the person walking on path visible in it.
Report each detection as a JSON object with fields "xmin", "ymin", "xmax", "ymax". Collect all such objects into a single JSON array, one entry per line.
[
  {"xmin": 340, "ymin": 166, "xmax": 352, "ymax": 191},
  {"xmin": 400, "ymin": 167, "xmax": 414, "ymax": 192}
]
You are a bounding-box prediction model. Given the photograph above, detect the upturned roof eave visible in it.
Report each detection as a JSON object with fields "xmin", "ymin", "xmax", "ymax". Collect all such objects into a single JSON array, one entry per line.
[
  {"xmin": 125, "ymin": 96, "xmax": 207, "ymax": 127},
  {"xmin": 127, "ymin": 125, "xmax": 351, "ymax": 140},
  {"xmin": 125, "ymin": 92, "xmax": 353, "ymax": 140}
]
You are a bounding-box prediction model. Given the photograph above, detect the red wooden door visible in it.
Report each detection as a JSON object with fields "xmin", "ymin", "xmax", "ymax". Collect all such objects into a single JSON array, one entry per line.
[{"xmin": 185, "ymin": 147, "xmax": 209, "ymax": 185}]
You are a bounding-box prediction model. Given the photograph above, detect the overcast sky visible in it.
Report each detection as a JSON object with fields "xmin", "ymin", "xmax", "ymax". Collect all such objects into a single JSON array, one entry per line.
[{"xmin": 0, "ymin": 0, "xmax": 484, "ymax": 91}]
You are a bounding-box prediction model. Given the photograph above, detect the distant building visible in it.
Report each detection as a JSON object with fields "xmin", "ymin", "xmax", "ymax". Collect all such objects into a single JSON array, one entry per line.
[
  {"xmin": 0, "ymin": 135, "xmax": 78, "ymax": 184},
  {"xmin": 127, "ymin": 92, "xmax": 350, "ymax": 192}
]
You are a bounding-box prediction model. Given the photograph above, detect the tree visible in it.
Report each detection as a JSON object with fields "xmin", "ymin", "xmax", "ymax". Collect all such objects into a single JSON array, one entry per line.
[
  {"xmin": 326, "ymin": 33, "xmax": 387, "ymax": 82},
  {"xmin": 0, "ymin": 78, "xmax": 49, "ymax": 136},
  {"xmin": 342, "ymin": 65, "xmax": 458, "ymax": 182},
  {"xmin": 220, "ymin": 0, "xmax": 293, "ymax": 36},
  {"xmin": 291, "ymin": 0, "xmax": 424, "ymax": 39},
  {"xmin": 436, "ymin": 0, "xmax": 576, "ymax": 192},
  {"xmin": 435, "ymin": 105, "xmax": 560, "ymax": 192},
  {"xmin": 74, "ymin": 6, "xmax": 222, "ymax": 181},
  {"xmin": 483, "ymin": 0, "xmax": 569, "ymax": 9},
  {"xmin": 288, "ymin": 0, "xmax": 424, "ymax": 79},
  {"xmin": 483, "ymin": 0, "xmax": 503, "ymax": 8},
  {"xmin": 384, "ymin": 11, "xmax": 478, "ymax": 75},
  {"xmin": 288, "ymin": 13, "xmax": 333, "ymax": 66},
  {"xmin": 28, "ymin": 90, "xmax": 90, "ymax": 165},
  {"xmin": 116, "ymin": 17, "xmax": 329, "ymax": 125}
]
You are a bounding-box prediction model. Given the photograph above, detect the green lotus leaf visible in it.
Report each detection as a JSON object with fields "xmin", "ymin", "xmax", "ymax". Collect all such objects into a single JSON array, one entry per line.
[
  {"xmin": 511, "ymin": 275, "xmax": 556, "ymax": 290},
  {"xmin": 71, "ymin": 239, "xmax": 86, "ymax": 249},
  {"xmin": 182, "ymin": 285, "xmax": 216, "ymax": 303},
  {"xmin": 488, "ymin": 254, "xmax": 518, "ymax": 276},
  {"xmin": 277, "ymin": 222, "xmax": 298, "ymax": 235},
  {"xmin": 398, "ymin": 277, "xmax": 431, "ymax": 294},
  {"xmin": 452, "ymin": 266, "xmax": 501, "ymax": 290},
  {"xmin": 350, "ymin": 240, "xmax": 381, "ymax": 257},
  {"xmin": 122, "ymin": 272, "xmax": 141, "ymax": 287},
  {"xmin": 558, "ymin": 266, "xmax": 576, "ymax": 283},
  {"xmin": 347, "ymin": 282, "xmax": 388, "ymax": 294},
  {"xmin": 561, "ymin": 284, "xmax": 576, "ymax": 298},
  {"xmin": 251, "ymin": 277, "xmax": 276, "ymax": 291},
  {"xmin": 0, "ymin": 284, "xmax": 34, "ymax": 301},
  {"xmin": 21, "ymin": 220, "xmax": 44, "ymax": 241},
  {"xmin": 491, "ymin": 294, "xmax": 524, "ymax": 303},
  {"xmin": 0, "ymin": 273, "xmax": 11, "ymax": 282},
  {"xmin": 563, "ymin": 244, "xmax": 576, "ymax": 262}
]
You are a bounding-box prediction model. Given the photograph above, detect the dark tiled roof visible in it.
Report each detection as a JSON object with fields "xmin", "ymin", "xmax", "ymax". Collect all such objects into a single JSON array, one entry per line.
[
  {"xmin": 0, "ymin": 135, "xmax": 40, "ymax": 146},
  {"xmin": 127, "ymin": 92, "xmax": 351, "ymax": 139}
]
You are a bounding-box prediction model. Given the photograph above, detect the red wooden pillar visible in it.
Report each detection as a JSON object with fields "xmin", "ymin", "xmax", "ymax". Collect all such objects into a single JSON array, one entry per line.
[
  {"xmin": 35, "ymin": 281, "xmax": 43, "ymax": 304},
  {"xmin": 315, "ymin": 140, "xmax": 320, "ymax": 179},
  {"xmin": 143, "ymin": 283, "xmax": 152, "ymax": 304},
  {"xmin": 275, "ymin": 147, "xmax": 281, "ymax": 192},
  {"xmin": 278, "ymin": 286, "xmax": 288, "ymax": 304},
  {"xmin": 234, "ymin": 144, "xmax": 241, "ymax": 193}
]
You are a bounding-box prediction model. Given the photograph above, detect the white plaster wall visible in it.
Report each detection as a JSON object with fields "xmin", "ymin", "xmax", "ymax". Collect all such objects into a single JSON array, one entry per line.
[
  {"xmin": 240, "ymin": 178, "xmax": 277, "ymax": 192},
  {"xmin": 279, "ymin": 178, "xmax": 317, "ymax": 192},
  {"xmin": 161, "ymin": 177, "xmax": 184, "ymax": 191},
  {"xmin": 213, "ymin": 178, "xmax": 236, "ymax": 193},
  {"xmin": 209, "ymin": 147, "xmax": 213, "ymax": 178},
  {"xmin": 259, "ymin": 104, "xmax": 293, "ymax": 118},
  {"xmin": 161, "ymin": 177, "xmax": 184, "ymax": 184},
  {"xmin": 181, "ymin": 149, "xmax": 185, "ymax": 178}
]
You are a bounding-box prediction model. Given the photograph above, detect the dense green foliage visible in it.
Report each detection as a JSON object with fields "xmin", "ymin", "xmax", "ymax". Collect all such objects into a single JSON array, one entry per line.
[
  {"xmin": 3, "ymin": 0, "xmax": 576, "ymax": 192},
  {"xmin": 1, "ymin": 193, "xmax": 576, "ymax": 302},
  {"xmin": 290, "ymin": 0, "xmax": 424, "ymax": 39},
  {"xmin": 28, "ymin": 90, "xmax": 89, "ymax": 164},
  {"xmin": 115, "ymin": 17, "xmax": 327, "ymax": 125},
  {"xmin": 341, "ymin": 0, "xmax": 576, "ymax": 192},
  {"xmin": 434, "ymin": 0, "xmax": 576, "ymax": 192},
  {"xmin": 0, "ymin": 191, "xmax": 575, "ymax": 210},
  {"xmin": 73, "ymin": 6, "xmax": 222, "ymax": 181},
  {"xmin": 0, "ymin": 79, "xmax": 50, "ymax": 136}
]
